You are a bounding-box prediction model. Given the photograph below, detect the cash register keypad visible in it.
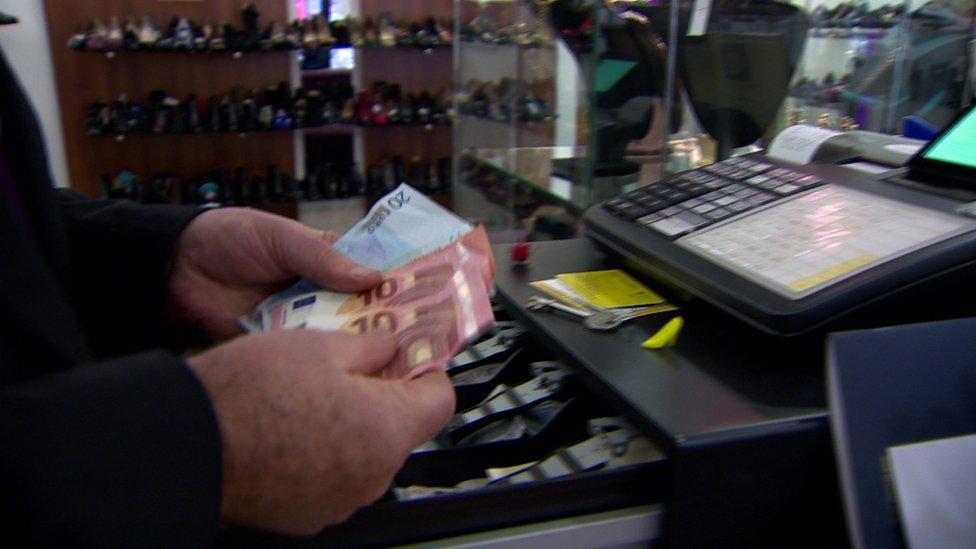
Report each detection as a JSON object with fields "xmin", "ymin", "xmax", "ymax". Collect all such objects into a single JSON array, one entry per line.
[{"xmin": 603, "ymin": 157, "xmax": 824, "ymax": 238}]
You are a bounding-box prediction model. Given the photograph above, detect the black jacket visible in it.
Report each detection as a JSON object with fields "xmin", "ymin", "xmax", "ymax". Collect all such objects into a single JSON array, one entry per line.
[{"xmin": 0, "ymin": 51, "xmax": 221, "ymax": 545}]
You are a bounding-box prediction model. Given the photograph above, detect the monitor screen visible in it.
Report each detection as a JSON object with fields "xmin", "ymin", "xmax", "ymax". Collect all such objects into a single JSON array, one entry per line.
[{"xmin": 921, "ymin": 107, "xmax": 976, "ymax": 169}]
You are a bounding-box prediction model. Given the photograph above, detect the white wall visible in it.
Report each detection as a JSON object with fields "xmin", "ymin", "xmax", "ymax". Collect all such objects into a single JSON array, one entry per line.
[{"xmin": 0, "ymin": 0, "xmax": 68, "ymax": 188}]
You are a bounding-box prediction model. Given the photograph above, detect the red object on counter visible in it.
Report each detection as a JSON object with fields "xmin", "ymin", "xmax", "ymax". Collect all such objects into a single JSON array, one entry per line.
[{"xmin": 510, "ymin": 241, "xmax": 531, "ymax": 263}]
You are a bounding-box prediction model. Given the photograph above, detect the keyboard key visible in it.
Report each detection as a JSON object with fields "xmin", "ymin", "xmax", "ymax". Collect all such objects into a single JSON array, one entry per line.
[
  {"xmin": 744, "ymin": 192, "xmax": 776, "ymax": 207},
  {"xmin": 772, "ymin": 183, "xmax": 800, "ymax": 195},
  {"xmin": 673, "ymin": 211, "xmax": 709, "ymax": 230},
  {"xmin": 748, "ymin": 162, "xmax": 773, "ymax": 173},
  {"xmin": 619, "ymin": 203, "xmax": 651, "ymax": 220},
  {"xmin": 649, "ymin": 216, "xmax": 696, "ymax": 237},
  {"xmin": 779, "ymin": 171, "xmax": 804, "ymax": 182},
  {"xmin": 768, "ymin": 168, "xmax": 791, "ymax": 178},
  {"xmin": 727, "ymin": 201, "xmax": 750, "ymax": 212},
  {"xmin": 729, "ymin": 170, "xmax": 752, "ymax": 180},
  {"xmin": 746, "ymin": 175, "xmax": 770, "ymax": 185},
  {"xmin": 796, "ymin": 175, "xmax": 823, "ymax": 188},
  {"xmin": 661, "ymin": 189, "xmax": 691, "ymax": 202},
  {"xmin": 733, "ymin": 187, "xmax": 760, "ymax": 199},
  {"xmin": 660, "ymin": 206, "xmax": 684, "ymax": 217},
  {"xmin": 692, "ymin": 202, "xmax": 718, "ymax": 214},
  {"xmin": 679, "ymin": 198, "xmax": 703, "ymax": 209},
  {"xmin": 714, "ymin": 195, "xmax": 739, "ymax": 207},
  {"xmin": 703, "ymin": 178, "xmax": 727, "ymax": 190},
  {"xmin": 703, "ymin": 208, "xmax": 734, "ymax": 221},
  {"xmin": 604, "ymin": 199, "xmax": 628, "ymax": 214},
  {"xmin": 637, "ymin": 197, "xmax": 667, "ymax": 210},
  {"xmin": 724, "ymin": 183, "xmax": 746, "ymax": 193},
  {"xmin": 637, "ymin": 212, "xmax": 663, "ymax": 226},
  {"xmin": 702, "ymin": 190, "xmax": 725, "ymax": 201}
]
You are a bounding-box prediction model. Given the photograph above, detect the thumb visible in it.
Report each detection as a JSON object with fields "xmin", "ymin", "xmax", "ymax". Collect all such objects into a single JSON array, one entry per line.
[
  {"xmin": 395, "ymin": 370, "xmax": 456, "ymax": 447},
  {"xmin": 272, "ymin": 222, "xmax": 382, "ymax": 292},
  {"xmin": 325, "ymin": 331, "xmax": 398, "ymax": 376}
]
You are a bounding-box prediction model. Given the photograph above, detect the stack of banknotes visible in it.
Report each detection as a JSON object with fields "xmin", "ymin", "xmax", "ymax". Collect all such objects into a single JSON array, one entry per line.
[{"xmin": 243, "ymin": 184, "xmax": 496, "ymax": 379}]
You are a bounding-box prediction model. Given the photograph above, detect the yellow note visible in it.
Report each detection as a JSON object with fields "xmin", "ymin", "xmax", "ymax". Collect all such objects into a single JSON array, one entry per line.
[
  {"xmin": 557, "ymin": 269, "xmax": 665, "ymax": 309},
  {"xmin": 641, "ymin": 317, "xmax": 684, "ymax": 349}
]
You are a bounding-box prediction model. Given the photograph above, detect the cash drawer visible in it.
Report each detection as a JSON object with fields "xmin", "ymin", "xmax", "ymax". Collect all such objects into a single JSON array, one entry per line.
[{"xmin": 220, "ymin": 312, "xmax": 670, "ymax": 548}]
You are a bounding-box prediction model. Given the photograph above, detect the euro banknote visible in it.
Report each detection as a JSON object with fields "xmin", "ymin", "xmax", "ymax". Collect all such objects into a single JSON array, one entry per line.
[
  {"xmin": 252, "ymin": 226, "xmax": 496, "ymax": 379},
  {"xmin": 332, "ymin": 183, "xmax": 473, "ymax": 271}
]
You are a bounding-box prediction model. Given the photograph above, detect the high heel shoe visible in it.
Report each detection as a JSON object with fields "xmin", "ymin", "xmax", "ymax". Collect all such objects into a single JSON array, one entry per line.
[
  {"xmin": 138, "ymin": 15, "xmax": 160, "ymax": 48},
  {"xmin": 173, "ymin": 17, "xmax": 195, "ymax": 50},
  {"xmin": 0, "ymin": 10, "xmax": 19, "ymax": 26},
  {"xmin": 315, "ymin": 14, "xmax": 336, "ymax": 46}
]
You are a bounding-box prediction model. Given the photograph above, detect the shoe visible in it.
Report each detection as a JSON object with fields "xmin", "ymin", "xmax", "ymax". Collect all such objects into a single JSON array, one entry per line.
[
  {"xmin": 85, "ymin": 19, "xmax": 110, "ymax": 51},
  {"xmin": 123, "ymin": 19, "xmax": 140, "ymax": 51},
  {"xmin": 240, "ymin": 91, "xmax": 259, "ymax": 133},
  {"xmin": 165, "ymin": 96, "xmax": 184, "ymax": 133},
  {"xmin": 137, "ymin": 15, "xmax": 160, "ymax": 48},
  {"xmin": 240, "ymin": 4, "xmax": 262, "ymax": 51},
  {"xmin": 210, "ymin": 23, "xmax": 227, "ymax": 51},
  {"xmin": 220, "ymin": 95, "xmax": 239, "ymax": 132},
  {"xmin": 285, "ymin": 21, "xmax": 303, "ymax": 49},
  {"xmin": 186, "ymin": 95, "xmax": 203, "ymax": 133},
  {"xmin": 0, "ymin": 10, "xmax": 19, "ymax": 26},
  {"xmin": 378, "ymin": 13, "xmax": 397, "ymax": 47},
  {"xmin": 214, "ymin": 168, "xmax": 233, "ymax": 205},
  {"xmin": 348, "ymin": 17, "xmax": 364, "ymax": 47},
  {"xmin": 266, "ymin": 166, "xmax": 284, "ymax": 202},
  {"xmin": 304, "ymin": 167, "xmax": 321, "ymax": 200},
  {"xmin": 362, "ymin": 17, "xmax": 379, "ymax": 46},
  {"xmin": 233, "ymin": 168, "xmax": 252, "ymax": 204},
  {"xmin": 315, "ymin": 14, "xmax": 336, "ymax": 46},
  {"xmin": 195, "ymin": 22, "xmax": 213, "ymax": 51},
  {"xmin": 332, "ymin": 18, "xmax": 350, "ymax": 45}
]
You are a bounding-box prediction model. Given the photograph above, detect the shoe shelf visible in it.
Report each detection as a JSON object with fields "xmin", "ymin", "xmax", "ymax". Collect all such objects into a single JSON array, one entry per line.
[
  {"xmin": 77, "ymin": 43, "xmax": 457, "ymax": 60},
  {"xmin": 87, "ymin": 121, "xmax": 454, "ymax": 141},
  {"xmin": 46, "ymin": 0, "xmax": 298, "ymax": 200},
  {"xmin": 300, "ymin": 67, "xmax": 353, "ymax": 78}
]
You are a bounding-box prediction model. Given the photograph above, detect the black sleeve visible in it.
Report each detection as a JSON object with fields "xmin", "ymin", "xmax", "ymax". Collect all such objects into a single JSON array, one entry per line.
[
  {"xmin": 57, "ymin": 192, "xmax": 206, "ymax": 355},
  {"xmin": 0, "ymin": 350, "xmax": 222, "ymax": 546}
]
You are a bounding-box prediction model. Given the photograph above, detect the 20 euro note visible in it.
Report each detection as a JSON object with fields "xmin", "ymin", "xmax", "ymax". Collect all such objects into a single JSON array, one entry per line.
[
  {"xmin": 255, "ymin": 226, "xmax": 496, "ymax": 379},
  {"xmin": 332, "ymin": 183, "xmax": 474, "ymax": 271}
]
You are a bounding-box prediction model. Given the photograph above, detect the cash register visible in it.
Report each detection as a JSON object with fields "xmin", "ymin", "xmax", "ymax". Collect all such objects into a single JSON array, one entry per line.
[{"xmin": 585, "ymin": 105, "xmax": 976, "ymax": 336}]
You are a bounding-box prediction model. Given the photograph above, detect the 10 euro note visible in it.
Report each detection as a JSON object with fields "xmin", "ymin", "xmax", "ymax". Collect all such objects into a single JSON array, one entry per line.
[{"xmin": 254, "ymin": 226, "xmax": 496, "ymax": 379}]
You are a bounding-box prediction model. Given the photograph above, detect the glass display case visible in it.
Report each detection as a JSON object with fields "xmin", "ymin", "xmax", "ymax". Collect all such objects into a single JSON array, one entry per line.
[
  {"xmin": 786, "ymin": 0, "xmax": 975, "ymax": 135},
  {"xmin": 452, "ymin": 0, "xmax": 603, "ymax": 241},
  {"xmin": 452, "ymin": 0, "xmax": 975, "ymax": 241}
]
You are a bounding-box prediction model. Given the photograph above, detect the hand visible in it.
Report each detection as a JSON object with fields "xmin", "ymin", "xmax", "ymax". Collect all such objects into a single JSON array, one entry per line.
[
  {"xmin": 187, "ymin": 329, "xmax": 455, "ymax": 536},
  {"xmin": 168, "ymin": 208, "xmax": 381, "ymax": 340}
]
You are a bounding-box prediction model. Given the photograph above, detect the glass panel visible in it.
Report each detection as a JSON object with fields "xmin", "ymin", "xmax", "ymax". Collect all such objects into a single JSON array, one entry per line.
[{"xmin": 454, "ymin": 0, "xmax": 599, "ymax": 241}]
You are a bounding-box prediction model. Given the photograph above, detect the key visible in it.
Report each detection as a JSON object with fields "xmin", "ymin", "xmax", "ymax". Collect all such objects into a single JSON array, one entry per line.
[
  {"xmin": 583, "ymin": 310, "xmax": 641, "ymax": 331},
  {"xmin": 526, "ymin": 296, "xmax": 592, "ymax": 319},
  {"xmin": 527, "ymin": 296, "xmax": 639, "ymax": 332}
]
